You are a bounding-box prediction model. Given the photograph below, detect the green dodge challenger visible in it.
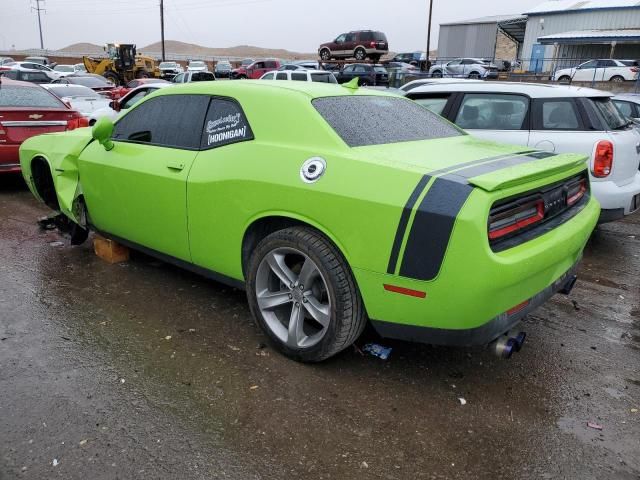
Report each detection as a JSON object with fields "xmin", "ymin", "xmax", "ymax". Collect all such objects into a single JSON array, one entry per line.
[{"xmin": 20, "ymin": 80, "xmax": 600, "ymax": 362}]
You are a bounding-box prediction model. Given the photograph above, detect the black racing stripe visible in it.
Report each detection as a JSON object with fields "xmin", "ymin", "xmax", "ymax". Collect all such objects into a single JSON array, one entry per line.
[
  {"xmin": 399, "ymin": 178, "xmax": 473, "ymax": 281},
  {"xmin": 443, "ymin": 151, "xmax": 556, "ymax": 184},
  {"xmin": 427, "ymin": 150, "xmax": 534, "ymax": 177},
  {"xmin": 387, "ymin": 175, "xmax": 432, "ymax": 274}
]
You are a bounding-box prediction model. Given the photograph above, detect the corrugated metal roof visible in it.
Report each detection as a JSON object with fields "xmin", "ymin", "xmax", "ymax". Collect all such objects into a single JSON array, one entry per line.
[
  {"xmin": 537, "ymin": 28, "xmax": 640, "ymax": 43},
  {"xmin": 525, "ymin": 0, "xmax": 640, "ymax": 15},
  {"xmin": 440, "ymin": 14, "xmax": 526, "ymax": 26}
]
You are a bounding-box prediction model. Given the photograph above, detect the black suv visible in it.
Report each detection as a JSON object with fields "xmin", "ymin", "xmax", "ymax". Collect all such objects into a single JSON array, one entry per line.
[
  {"xmin": 335, "ymin": 64, "xmax": 389, "ymax": 86},
  {"xmin": 318, "ymin": 30, "xmax": 388, "ymax": 62}
]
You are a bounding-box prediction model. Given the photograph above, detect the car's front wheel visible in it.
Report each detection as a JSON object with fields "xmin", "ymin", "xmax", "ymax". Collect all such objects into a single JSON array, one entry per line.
[
  {"xmin": 354, "ymin": 48, "xmax": 366, "ymax": 61},
  {"xmin": 610, "ymin": 75, "xmax": 625, "ymax": 82},
  {"xmin": 431, "ymin": 70, "xmax": 442, "ymax": 78},
  {"xmin": 247, "ymin": 227, "xmax": 366, "ymax": 362}
]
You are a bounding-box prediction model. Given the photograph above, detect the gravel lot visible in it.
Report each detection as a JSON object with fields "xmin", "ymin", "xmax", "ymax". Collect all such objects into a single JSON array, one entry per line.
[{"xmin": 1, "ymin": 174, "xmax": 639, "ymax": 480}]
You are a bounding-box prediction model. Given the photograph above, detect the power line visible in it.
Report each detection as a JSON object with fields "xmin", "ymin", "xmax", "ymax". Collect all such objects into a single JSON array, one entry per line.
[
  {"xmin": 31, "ymin": 0, "xmax": 45, "ymax": 49},
  {"xmin": 160, "ymin": 0, "xmax": 165, "ymax": 60}
]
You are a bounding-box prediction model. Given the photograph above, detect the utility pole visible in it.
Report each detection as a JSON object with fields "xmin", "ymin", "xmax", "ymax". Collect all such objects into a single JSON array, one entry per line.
[
  {"xmin": 160, "ymin": 0, "xmax": 166, "ymax": 61},
  {"xmin": 425, "ymin": 0, "xmax": 434, "ymax": 68},
  {"xmin": 32, "ymin": 0, "xmax": 45, "ymax": 50}
]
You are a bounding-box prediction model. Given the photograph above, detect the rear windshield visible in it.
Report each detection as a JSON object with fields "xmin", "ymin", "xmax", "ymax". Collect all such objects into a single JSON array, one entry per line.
[
  {"xmin": 310, "ymin": 73, "xmax": 337, "ymax": 84},
  {"xmin": 313, "ymin": 95, "xmax": 462, "ymax": 147},
  {"xmin": 69, "ymin": 76, "xmax": 108, "ymax": 87},
  {"xmin": 48, "ymin": 85, "xmax": 99, "ymax": 98},
  {"xmin": 0, "ymin": 85, "xmax": 64, "ymax": 108},
  {"xmin": 360, "ymin": 31, "xmax": 387, "ymax": 42},
  {"xmin": 589, "ymin": 97, "xmax": 630, "ymax": 130},
  {"xmin": 159, "ymin": 62, "xmax": 176, "ymax": 68},
  {"xmin": 190, "ymin": 61, "xmax": 205, "ymax": 67}
]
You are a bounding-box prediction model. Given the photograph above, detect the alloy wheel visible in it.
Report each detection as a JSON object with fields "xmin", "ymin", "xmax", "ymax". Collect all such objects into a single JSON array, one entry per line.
[{"xmin": 255, "ymin": 247, "xmax": 331, "ymax": 349}]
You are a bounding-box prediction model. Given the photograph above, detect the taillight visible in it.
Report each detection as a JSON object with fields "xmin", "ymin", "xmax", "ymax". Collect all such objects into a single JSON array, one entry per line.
[
  {"xmin": 66, "ymin": 113, "xmax": 88, "ymax": 130},
  {"xmin": 488, "ymin": 199, "xmax": 544, "ymax": 240},
  {"xmin": 592, "ymin": 140, "xmax": 613, "ymax": 178},
  {"xmin": 567, "ymin": 178, "xmax": 587, "ymax": 206},
  {"xmin": 78, "ymin": 116, "xmax": 89, "ymax": 127},
  {"xmin": 370, "ymin": 41, "xmax": 376, "ymax": 47},
  {"xmin": 631, "ymin": 67, "xmax": 639, "ymax": 73},
  {"xmin": 66, "ymin": 118, "xmax": 79, "ymax": 130}
]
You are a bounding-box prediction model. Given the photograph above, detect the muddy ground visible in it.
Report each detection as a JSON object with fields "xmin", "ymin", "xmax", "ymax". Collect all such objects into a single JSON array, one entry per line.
[{"xmin": 1, "ymin": 174, "xmax": 638, "ymax": 480}]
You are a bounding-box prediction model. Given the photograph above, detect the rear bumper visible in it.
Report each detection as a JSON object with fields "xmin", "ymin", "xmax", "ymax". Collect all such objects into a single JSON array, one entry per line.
[
  {"xmin": 592, "ymin": 171, "xmax": 640, "ymax": 217},
  {"xmin": 0, "ymin": 145, "xmax": 21, "ymax": 173},
  {"xmin": 371, "ymin": 260, "xmax": 580, "ymax": 346}
]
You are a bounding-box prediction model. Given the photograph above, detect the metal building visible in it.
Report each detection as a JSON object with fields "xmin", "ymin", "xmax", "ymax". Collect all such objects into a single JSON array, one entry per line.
[
  {"xmin": 437, "ymin": 15, "xmax": 527, "ymax": 61},
  {"xmin": 522, "ymin": 0, "xmax": 640, "ymax": 72}
]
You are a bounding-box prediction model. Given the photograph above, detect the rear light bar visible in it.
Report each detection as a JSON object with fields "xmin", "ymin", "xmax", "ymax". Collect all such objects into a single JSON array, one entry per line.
[
  {"xmin": 488, "ymin": 199, "xmax": 544, "ymax": 240},
  {"xmin": 592, "ymin": 140, "xmax": 613, "ymax": 178},
  {"xmin": 567, "ymin": 178, "xmax": 587, "ymax": 206}
]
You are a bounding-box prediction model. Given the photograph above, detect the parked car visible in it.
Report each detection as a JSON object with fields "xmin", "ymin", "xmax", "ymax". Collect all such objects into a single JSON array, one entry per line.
[
  {"xmin": 318, "ymin": 30, "xmax": 389, "ymax": 62},
  {"xmin": 260, "ymin": 69, "xmax": 337, "ymax": 83},
  {"xmin": 52, "ymin": 74, "xmax": 117, "ymax": 97},
  {"xmin": 187, "ymin": 61, "xmax": 207, "ymax": 72},
  {"xmin": 42, "ymin": 84, "xmax": 111, "ymax": 118},
  {"xmin": 405, "ymin": 81, "xmax": 640, "ymax": 222},
  {"xmin": 294, "ymin": 60, "xmax": 321, "ymax": 70},
  {"xmin": 0, "ymin": 68, "xmax": 52, "ymax": 84},
  {"xmin": 23, "ymin": 56, "xmax": 53, "ymax": 67},
  {"xmin": 0, "ymin": 78, "xmax": 88, "ymax": 173},
  {"xmin": 553, "ymin": 59, "xmax": 639, "ymax": 83},
  {"xmin": 19, "ymin": 81, "xmax": 598, "ymax": 361},
  {"xmin": 74, "ymin": 63, "xmax": 87, "ymax": 73},
  {"xmin": 429, "ymin": 58, "xmax": 498, "ymax": 79},
  {"xmin": 278, "ymin": 64, "xmax": 308, "ymax": 71},
  {"xmin": 158, "ymin": 61, "xmax": 183, "ymax": 79},
  {"xmin": 214, "ymin": 61, "xmax": 233, "ymax": 78},
  {"xmin": 53, "ymin": 64, "xmax": 85, "ymax": 77},
  {"xmin": 613, "ymin": 94, "xmax": 640, "ymax": 122},
  {"xmin": 335, "ymin": 64, "xmax": 389, "ymax": 86},
  {"xmin": 171, "ymin": 71, "xmax": 216, "ymax": 83},
  {"xmin": 385, "ymin": 62, "xmax": 420, "ymax": 74},
  {"xmin": 1, "ymin": 61, "xmax": 60, "ymax": 80},
  {"xmin": 0, "ymin": 57, "xmax": 14, "ymax": 66},
  {"xmin": 231, "ymin": 59, "xmax": 280, "ymax": 79},
  {"xmin": 390, "ymin": 52, "xmax": 427, "ymax": 66},
  {"xmin": 109, "ymin": 78, "xmax": 170, "ymax": 99},
  {"xmin": 240, "ymin": 58, "xmax": 254, "ymax": 67},
  {"xmin": 88, "ymin": 83, "xmax": 172, "ymax": 124}
]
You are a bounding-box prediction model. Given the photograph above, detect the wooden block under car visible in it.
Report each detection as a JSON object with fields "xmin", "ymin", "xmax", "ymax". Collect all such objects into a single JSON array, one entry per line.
[{"xmin": 93, "ymin": 235, "xmax": 130, "ymax": 264}]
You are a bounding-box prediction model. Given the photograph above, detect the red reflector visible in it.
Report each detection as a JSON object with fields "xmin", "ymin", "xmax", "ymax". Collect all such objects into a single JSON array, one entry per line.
[
  {"xmin": 488, "ymin": 200, "xmax": 544, "ymax": 240},
  {"xmin": 507, "ymin": 300, "xmax": 530, "ymax": 315},
  {"xmin": 592, "ymin": 140, "xmax": 613, "ymax": 178},
  {"xmin": 383, "ymin": 284, "xmax": 426, "ymax": 298}
]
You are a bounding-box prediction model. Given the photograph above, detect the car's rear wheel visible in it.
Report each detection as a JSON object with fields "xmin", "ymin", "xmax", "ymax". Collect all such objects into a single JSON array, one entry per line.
[
  {"xmin": 468, "ymin": 71, "xmax": 481, "ymax": 79},
  {"xmin": 557, "ymin": 75, "xmax": 571, "ymax": 83},
  {"xmin": 610, "ymin": 75, "xmax": 625, "ymax": 82},
  {"xmin": 354, "ymin": 48, "xmax": 366, "ymax": 61},
  {"xmin": 431, "ymin": 70, "xmax": 442, "ymax": 78},
  {"xmin": 319, "ymin": 49, "xmax": 331, "ymax": 61},
  {"xmin": 246, "ymin": 227, "xmax": 366, "ymax": 362}
]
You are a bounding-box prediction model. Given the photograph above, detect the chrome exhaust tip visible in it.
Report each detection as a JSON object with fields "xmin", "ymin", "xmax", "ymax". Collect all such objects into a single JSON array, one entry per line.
[{"xmin": 492, "ymin": 336, "xmax": 517, "ymax": 359}]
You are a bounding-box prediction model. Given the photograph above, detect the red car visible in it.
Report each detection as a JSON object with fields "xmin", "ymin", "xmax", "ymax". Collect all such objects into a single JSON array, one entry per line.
[
  {"xmin": 109, "ymin": 77, "xmax": 170, "ymax": 100},
  {"xmin": 231, "ymin": 59, "xmax": 280, "ymax": 79},
  {"xmin": 0, "ymin": 78, "xmax": 88, "ymax": 174}
]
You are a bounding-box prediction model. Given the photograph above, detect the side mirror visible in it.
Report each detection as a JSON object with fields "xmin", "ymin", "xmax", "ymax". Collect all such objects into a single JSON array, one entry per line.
[
  {"xmin": 92, "ymin": 117, "xmax": 114, "ymax": 151},
  {"xmin": 111, "ymin": 100, "xmax": 121, "ymax": 112}
]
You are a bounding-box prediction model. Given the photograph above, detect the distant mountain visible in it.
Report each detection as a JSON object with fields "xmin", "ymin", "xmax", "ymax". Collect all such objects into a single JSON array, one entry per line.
[
  {"xmin": 60, "ymin": 43, "xmax": 105, "ymax": 55},
  {"xmin": 139, "ymin": 40, "xmax": 316, "ymax": 59}
]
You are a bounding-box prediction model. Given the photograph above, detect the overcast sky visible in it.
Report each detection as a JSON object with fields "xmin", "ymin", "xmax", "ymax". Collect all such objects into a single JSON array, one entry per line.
[{"xmin": 2, "ymin": 0, "xmax": 542, "ymax": 53}]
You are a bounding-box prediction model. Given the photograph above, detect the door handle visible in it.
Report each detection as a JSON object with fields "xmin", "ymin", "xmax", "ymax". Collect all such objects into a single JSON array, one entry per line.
[{"xmin": 167, "ymin": 160, "xmax": 184, "ymax": 171}]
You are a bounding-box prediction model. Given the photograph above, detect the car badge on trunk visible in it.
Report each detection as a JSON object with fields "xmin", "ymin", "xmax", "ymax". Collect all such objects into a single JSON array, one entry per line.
[{"xmin": 29, "ymin": 114, "xmax": 43, "ymax": 119}]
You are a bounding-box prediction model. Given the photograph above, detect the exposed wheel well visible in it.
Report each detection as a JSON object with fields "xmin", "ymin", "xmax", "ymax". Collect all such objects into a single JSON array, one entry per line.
[{"xmin": 31, "ymin": 157, "xmax": 60, "ymax": 211}]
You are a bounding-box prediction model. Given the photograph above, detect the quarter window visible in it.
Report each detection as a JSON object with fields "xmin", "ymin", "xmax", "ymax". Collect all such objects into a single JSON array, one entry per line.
[
  {"xmin": 455, "ymin": 94, "xmax": 528, "ymax": 130},
  {"xmin": 201, "ymin": 97, "xmax": 254, "ymax": 150},
  {"xmin": 614, "ymin": 100, "xmax": 635, "ymax": 118},
  {"xmin": 276, "ymin": 72, "xmax": 288, "ymax": 80},
  {"xmin": 112, "ymin": 95, "xmax": 209, "ymax": 149},
  {"xmin": 539, "ymin": 100, "xmax": 581, "ymax": 130},
  {"xmin": 262, "ymin": 72, "xmax": 275, "ymax": 80},
  {"xmin": 412, "ymin": 95, "xmax": 450, "ymax": 115},
  {"xmin": 292, "ymin": 72, "xmax": 307, "ymax": 81}
]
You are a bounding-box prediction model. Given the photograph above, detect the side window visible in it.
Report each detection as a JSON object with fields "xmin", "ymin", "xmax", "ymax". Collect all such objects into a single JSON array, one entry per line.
[
  {"xmin": 292, "ymin": 72, "xmax": 307, "ymax": 81},
  {"xmin": 343, "ymin": 65, "xmax": 354, "ymax": 73},
  {"xmin": 112, "ymin": 95, "xmax": 209, "ymax": 149},
  {"xmin": 455, "ymin": 94, "xmax": 528, "ymax": 130},
  {"xmin": 276, "ymin": 72, "xmax": 288, "ymax": 80},
  {"xmin": 579, "ymin": 60, "xmax": 597, "ymax": 69},
  {"xmin": 613, "ymin": 100, "xmax": 634, "ymax": 118},
  {"xmin": 354, "ymin": 65, "xmax": 366, "ymax": 73},
  {"xmin": 265, "ymin": 61, "xmax": 276, "ymax": 69},
  {"xmin": 597, "ymin": 60, "xmax": 616, "ymax": 68},
  {"xmin": 335, "ymin": 34, "xmax": 346, "ymax": 43},
  {"xmin": 254, "ymin": 62, "xmax": 265, "ymax": 69},
  {"xmin": 172, "ymin": 73, "xmax": 184, "ymax": 83},
  {"xmin": 448, "ymin": 60, "xmax": 461, "ymax": 66},
  {"xmin": 201, "ymin": 97, "xmax": 254, "ymax": 150},
  {"xmin": 262, "ymin": 72, "xmax": 275, "ymax": 80},
  {"xmin": 345, "ymin": 33, "xmax": 355, "ymax": 42},
  {"xmin": 535, "ymin": 99, "xmax": 581, "ymax": 130},
  {"xmin": 411, "ymin": 95, "xmax": 451, "ymax": 115},
  {"xmin": 121, "ymin": 89, "xmax": 149, "ymax": 109}
]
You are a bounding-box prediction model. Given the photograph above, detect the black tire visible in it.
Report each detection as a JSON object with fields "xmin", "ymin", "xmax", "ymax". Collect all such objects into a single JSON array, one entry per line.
[
  {"xmin": 354, "ymin": 48, "xmax": 366, "ymax": 61},
  {"xmin": 558, "ymin": 75, "xmax": 571, "ymax": 83},
  {"xmin": 319, "ymin": 49, "xmax": 331, "ymax": 61},
  {"xmin": 103, "ymin": 70, "xmax": 120, "ymax": 85},
  {"xmin": 246, "ymin": 227, "xmax": 366, "ymax": 362},
  {"xmin": 610, "ymin": 75, "xmax": 625, "ymax": 83},
  {"xmin": 238, "ymin": 75, "xmax": 247, "ymax": 80},
  {"xmin": 468, "ymin": 71, "xmax": 481, "ymax": 79},
  {"xmin": 369, "ymin": 54, "xmax": 381, "ymax": 63},
  {"xmin": 431, "ymin": 70, "xmax": 442, "ymax": 78}
]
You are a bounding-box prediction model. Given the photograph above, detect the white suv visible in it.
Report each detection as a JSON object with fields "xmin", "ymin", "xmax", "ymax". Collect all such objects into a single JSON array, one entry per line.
[
  {"xmin": 405, "ymin": 81, "xmax": 640, "ymax": 222},
  {"xmin": 553, "ymin": 59, "xmax": 639, "ymax": 83},
  {"xmin": 260, "ymin": 69, "xmax": 337, "ymax": 83}
]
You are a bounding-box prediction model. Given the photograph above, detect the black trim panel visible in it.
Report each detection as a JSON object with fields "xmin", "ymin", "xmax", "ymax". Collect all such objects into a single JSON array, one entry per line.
[
  {"xmin": 399, "ymin": 178, "xmax": 473, "ymax": 281},
  {"xmin": 93, "ymin": 228, "xmax": 245, "ymax": 290},
  {"xmin": 387, "ymin": 175, "xmax": 431, "ymax": 274}
]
